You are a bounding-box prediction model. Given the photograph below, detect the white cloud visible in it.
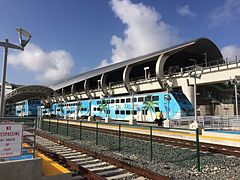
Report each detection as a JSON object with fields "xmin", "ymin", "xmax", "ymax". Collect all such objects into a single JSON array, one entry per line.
[
  {"xmin": 176, "ymin": 5, "xmax": 196, "ymax": 17},
  {"xmin": 210, "ymin": 0, "xmax": 240, "ymax": 26},
  {"xmin": 8, "ymin": 43, "xmax": 74, "ymax": 83},
  {"xmin": 221, "ymin": 45, "xmax": 240, "ymax": 61},
  {"xmin": 99, "ymin": 0, "xmax": 180, "ymax": 66}
]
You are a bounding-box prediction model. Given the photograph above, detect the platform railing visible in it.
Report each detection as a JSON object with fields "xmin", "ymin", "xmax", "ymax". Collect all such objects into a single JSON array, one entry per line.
[{"xmin": 40, "ymin": 117, "xmax": 201, "ymax": 171}]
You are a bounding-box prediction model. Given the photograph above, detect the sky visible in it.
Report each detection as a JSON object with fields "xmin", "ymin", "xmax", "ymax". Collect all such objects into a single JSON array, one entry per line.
[{"xmin": 0, "ymin": 0, "xmax": 240, "ymax": 85}]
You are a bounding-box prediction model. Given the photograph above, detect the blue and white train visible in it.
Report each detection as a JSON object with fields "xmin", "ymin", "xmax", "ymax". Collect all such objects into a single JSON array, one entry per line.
[{"xmin": 41, "ymin": 91, "xmax": 193, "ymax": 122}]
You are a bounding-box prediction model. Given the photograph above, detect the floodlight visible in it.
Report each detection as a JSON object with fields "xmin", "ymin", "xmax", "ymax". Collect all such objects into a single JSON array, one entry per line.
[{"xmin": 16, "ymin": 28, "xmax": 31, "ymax": 48}]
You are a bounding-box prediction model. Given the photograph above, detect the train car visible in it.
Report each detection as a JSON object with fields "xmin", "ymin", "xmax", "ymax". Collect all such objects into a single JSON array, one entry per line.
[
  {"xmin": 91, "ymin": 91, "xmax": 193, "ymax": 122},
  {"xmin": 43, "ymin": 91, "xmax": 193, "ymax": 122},
  {"xmin": 15, "ymin": 99, "xmax": 41, "ymax": 117}
]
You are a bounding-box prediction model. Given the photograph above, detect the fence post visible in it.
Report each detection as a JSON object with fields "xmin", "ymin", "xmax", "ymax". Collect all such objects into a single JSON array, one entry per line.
[
  {"xmin": 196, "ymin": 128, "xmax": 200, "ymax": 171},
  {"xmin": 41, "ymin": 118, "xmax": 44, "ymax": 130},
  {"xmin": 56, "ymin": 119, "xmax": 59, "ymax": 134},
  {"xmin": 150, "ymin": 126, "xmax": 153, "ymax": 161},
  {"xmin": 66, "ymin": 119, "xmax": 69, "ymax": 136},
  {"xmin": 96, "ymin": 122, "xmax": 99, "ymax": 145},
  {"xmin": 79, "ymin": 121, "xmax": 82, "ymax": 141},
  {"xmin": 48, "ymin": 118, "xmax": 50, "ymax": 132},
  {"xmin": 118, "ymin": 124, "xmax": 121, "ymax": 152}
]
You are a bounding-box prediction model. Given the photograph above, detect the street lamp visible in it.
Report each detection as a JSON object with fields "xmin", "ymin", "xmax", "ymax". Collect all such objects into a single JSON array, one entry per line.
[
  {"xmin": 188, "ymin": 61, "xmax": 203, "ymax": 126},
  {"xmin": 0, "ymin": 28, "xmax": 31, "ymax": 116},
  {"xmin": 144, "ymin": 66, "xmax": 149, "ymax": 80},
  {"xmin": 230, "ymin": 76, "xmax": 240, "ymax": 119}
]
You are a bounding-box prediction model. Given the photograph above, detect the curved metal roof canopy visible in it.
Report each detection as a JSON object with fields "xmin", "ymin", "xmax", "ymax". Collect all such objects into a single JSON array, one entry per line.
[
  {"xmin": 50, "ymin": 37, "xmax": 223, "ymax": 90},
  {"xmin": 6, "ymin": 85, "xmax": 54, "ymax": 103}
]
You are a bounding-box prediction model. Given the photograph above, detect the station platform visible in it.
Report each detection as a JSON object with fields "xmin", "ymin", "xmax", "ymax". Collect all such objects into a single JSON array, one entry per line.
[
  {"xmin": 1, "ymin": 145, "xmax": 71, "ymax": 180},
  {"xmin": 43, "ymin": 118, "xmax": 240, "ymax": 147}
]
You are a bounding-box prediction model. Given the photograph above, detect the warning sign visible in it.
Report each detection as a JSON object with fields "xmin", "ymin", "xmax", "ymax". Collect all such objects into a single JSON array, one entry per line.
[{"xmin": 0, "ymin": 124, "xmax": 23, "ymax": 158}]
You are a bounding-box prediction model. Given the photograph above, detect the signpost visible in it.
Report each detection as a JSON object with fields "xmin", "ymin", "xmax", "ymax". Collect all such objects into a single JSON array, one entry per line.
[{"xmin": 0, "ymin": 123, "xmax": 23, "ymax": 158}]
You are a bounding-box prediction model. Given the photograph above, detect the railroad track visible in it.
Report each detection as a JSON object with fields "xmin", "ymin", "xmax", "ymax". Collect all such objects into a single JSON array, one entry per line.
[
  {"xmin": 36, "ymin": 131, "xmax": 169, "ymax": 180},
  {"xmin": 44, "ymin": 120, "xmax": 240, "ymax": 157}
]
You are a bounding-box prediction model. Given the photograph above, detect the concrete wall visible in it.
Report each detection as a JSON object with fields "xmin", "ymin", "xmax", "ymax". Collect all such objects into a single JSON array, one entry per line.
[{"xmin": 0, "ymin": 158, "xmax": 42, "ymax": 180}]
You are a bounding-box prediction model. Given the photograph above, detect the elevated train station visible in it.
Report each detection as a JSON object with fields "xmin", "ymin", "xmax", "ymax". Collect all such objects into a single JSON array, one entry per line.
[{"xmin": 45, "ymin": 38, "xmax": 239, "ymax": 117}]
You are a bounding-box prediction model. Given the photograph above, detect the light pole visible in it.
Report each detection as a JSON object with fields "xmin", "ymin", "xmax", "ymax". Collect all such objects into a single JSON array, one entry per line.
[
  {"xmin": 188, "ymin": 61, "xmax": 203, "ymax": 125},
  {"xmin": 0, "ymin": 28, "xmax": 31, "ymax": 116},
  {"xmin": 230, "ymin": 76, "xmax": 240, "ymax": 119},
  {"xmin": 144, "ymin": 67, "xmax": 149, "ymax": 80},
  {"xmin": 105, "ymin": 82, "xmax": 112, "ymax": 123}
]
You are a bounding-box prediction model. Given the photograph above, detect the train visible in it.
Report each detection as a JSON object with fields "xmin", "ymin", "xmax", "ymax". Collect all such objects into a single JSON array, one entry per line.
[
  {"xmin": 41, "ymin": 91, "xmax": 194, "ymax": 122},
  {"xmin": 14, "ymin": 99, "xmax": 41, "ymax": 116}
]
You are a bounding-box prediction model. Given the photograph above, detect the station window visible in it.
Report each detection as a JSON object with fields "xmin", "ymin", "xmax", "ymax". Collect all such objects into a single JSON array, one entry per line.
[
  {"xmin": 110, "ymin": 99, "xmax": 114, "ymax": 104},
  {"xmin": 116, "ymin": 99, "xmax": 120, "ymax": 103},
  {"xmin": 120, "ymin": 110, "xmax": 125, "ymax": 115},
  {"xmin": 126, "ymin": 98, "xmax": 131, "ymax": 103},
  {"xmin": 121, "ymin": 99, "xmax": 125, "ymax": 103},
  {"xmin": 126, "ymin": 110, "xmax": 130, "ymax": 115},
  {"xmin": 152, "ymin": 96, "xmax": 159, "ymax": 101},
  {"xmin": 138, "ymin": 97, "xmax": 143, "ymax": 102},
  {"xmin": 145, "ymin": 96, "xmax": 151, "ymax": 101},
  {"xmin": 115, "ymin": 110, "xmax": 119, "ymax": 114}
]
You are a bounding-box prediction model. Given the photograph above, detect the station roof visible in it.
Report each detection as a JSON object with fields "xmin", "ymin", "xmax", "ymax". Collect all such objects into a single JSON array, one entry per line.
[
  {"xmin": 6, "ymin": 85, "xmax": 54, "ymax": 103},
  {"xmin": 49, "ymin": 37, "xmax": 223, "ymax": 90}
]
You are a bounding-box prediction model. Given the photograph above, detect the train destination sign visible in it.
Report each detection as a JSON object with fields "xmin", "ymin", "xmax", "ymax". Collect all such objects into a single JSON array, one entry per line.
[{"xmin": 0, "ymin": 123, "xmax": 23, "ymax": 158}]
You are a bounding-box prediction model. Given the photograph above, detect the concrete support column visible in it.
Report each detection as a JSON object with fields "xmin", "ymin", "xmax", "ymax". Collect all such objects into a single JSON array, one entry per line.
[
  {"xmin": 100, "ymin": 73, "xmax": 108, "ymax": 96},
  {"xmin": 181, "ymin": 79, "xmax": 194, "ymax": 105}
]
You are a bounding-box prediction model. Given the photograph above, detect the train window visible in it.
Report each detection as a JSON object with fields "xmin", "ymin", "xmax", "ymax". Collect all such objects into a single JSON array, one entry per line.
[
  {"xmin": 145, "ymin": 96, "xmax": 151, "ymax": 101},
  {"xmin": 133, "ymin": 98, "xmax": 137, "ymax": 102},
  {"xmin": 17, "ymin": 110, "xmax": 21, "ymax": 113},
  {"xmin": 43, "ymin": 110, "xmax": 47, "ymax": 113},
  {"xmin": 116, "ymin": 99, "xmax": 119, "ymax": 103},
  {"xmin": 97, "ymin": 101, "xmax": 101, "ymax": 105},
  {"xmin": 142, "ymin": 109, "xmax": 147, "ymax": 115},
  {"xmin": 138, "ymin": 97, "xmax": 143, "ymax": 102},
  {"xmin": 121, "ymin": 99, "xmax": 125, "ymax": 103},
  {"xmin": 126, "ymin": 110, "xmax": 130, "ymax": 115},
  {"xmin": 155, "ymin": 107, "xmax": 159, "ymax": 112},
  {"xmin": 67, "ymin": 110, "xmax": 70, "ymax": 113},
  {"xmin": 134, "ymin": 110, "xmax": 137, "ymax": 115},
  {"xmin": 126, "ymin": 98, "xmax": 131, "ymax": 103},
  {"xmin": 106, "ymin": 100, "xmax": 109, "ymax": 104},
  {"xmin": 110, "ymin": 99, "xmax": 114, "ymax": 103},
  {"xmin": 107, "ymin": 110, "xmax": 110, "ymax": 114},
  {"xmin": 97, "ymin": 107, "xmax": 100, "ymax": 111},
  {"xmin": 120, "ymin": 110, "xmax": 125, "ymax": 115},
  {"xmin": 115, "ymin": 110, "xmax": 119, "ymax": 114},
  {"xmin": 152, "ymin": 96, "xmax": 159, "ymax": 101},
  {"xmin": 94, "ymin": 107, "xmax": 96, "ymax": 111},
  {"xmin": 57, "ymin": 109, "xmax": 60, "ymax": 111},
  {"xmin": 102, "ymin": 100, "xmax": 106, "ymax": 104}
]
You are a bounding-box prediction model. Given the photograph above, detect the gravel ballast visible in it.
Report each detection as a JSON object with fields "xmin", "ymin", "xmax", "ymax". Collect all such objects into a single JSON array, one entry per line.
[{"xmin": 41, "ymin": 123, "xmax": 240, "ymax": 179}]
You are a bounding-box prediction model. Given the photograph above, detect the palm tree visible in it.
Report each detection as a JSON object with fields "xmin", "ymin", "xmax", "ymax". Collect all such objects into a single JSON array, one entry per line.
[
  {"xmin": 99, "ymin": 101, "xmax": 107, "ymax": 117},
  {"xmin": 77, "ymin": 102, "xmax": 83, "ymax": 119},
  {"xmin": 142, "ymin": 98, "xmax": 158, "ymax": 121}
]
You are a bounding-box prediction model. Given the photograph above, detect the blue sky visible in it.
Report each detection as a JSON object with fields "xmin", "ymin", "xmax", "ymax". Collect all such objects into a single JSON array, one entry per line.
[{"xmin": 0, "ymin": 0, "xmax": 240, "ymax": 85}]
